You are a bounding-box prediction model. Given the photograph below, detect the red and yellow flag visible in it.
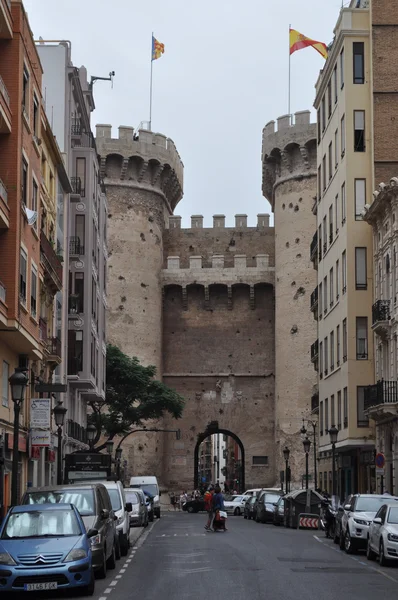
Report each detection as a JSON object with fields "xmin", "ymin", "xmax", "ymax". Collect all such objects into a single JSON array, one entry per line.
[
  {"xmin": 152, "ymin": 36, "xmax": 165, "ymax": 61},
  {"xmin": 289, "ymin": 28, "xmax": 328, "ymax": 60}
]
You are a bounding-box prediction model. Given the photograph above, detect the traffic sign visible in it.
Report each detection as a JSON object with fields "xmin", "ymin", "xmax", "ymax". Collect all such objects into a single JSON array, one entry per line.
[{"xmin": 375, "ymin": 453, "xmax": 385, "ymax": 469}]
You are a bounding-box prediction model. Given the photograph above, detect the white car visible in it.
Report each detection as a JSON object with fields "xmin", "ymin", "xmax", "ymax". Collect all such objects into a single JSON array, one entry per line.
[
  {"xmin": 224, "ymin": 495, "xmax": 249, "ymax": 516},
  {"xmin": 340, "ymin": 493, "xmax": 395, "ymax": 553},
  {"xmin": 102, "ymin": 481, "xmax": 132, "ymax": 556},
  {"xmin": 367, "ymin": 502, "xmax": 398, "ymax": 566}
]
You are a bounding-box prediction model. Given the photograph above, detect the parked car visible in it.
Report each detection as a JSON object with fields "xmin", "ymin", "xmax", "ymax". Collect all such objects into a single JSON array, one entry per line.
[
  {"xmin": 182, "ymin": 498, "xmax": 205, "ymax": 513},
  {"xmin": 124, "ymin": 488, "xmax": 148, "ymax": 527},
  {"xmin": 224, "ymin": 495, "xmax": 249, "ymax": 516},
  {"xmin": 244, "ymin": 496, "xmax": 257, "ymax": 520},
  {"xmin": 130, "ymin": 476, "xmax": 161, "ymax": 518},
  {"xmin": 21, "ymin": 483, "xmax": 118, "ymax": 578},
  {"xmin": 273, "ymin": 496, "xmax": 285, "ymax": 525},
  {"xmin": 367, "ymin": 502, "xmax": 398, "ymax": 566},
  {"xmin": 256, "ymin": 492, "xmax": 283, "ymax": 523},
  {"xmin": 101, "ymin": 481, "xmax": 132, "ymax": 556},
  {"xmin": 338, "ymin": 493, "xmax": 396, "ymax": 554},
  {"xmin": 243, "ymin": 488, "xmax": 262, "ymax": 497},
  {"xmin": 0, "ymin": 503, "xmax": 96, "ymax": 595}
]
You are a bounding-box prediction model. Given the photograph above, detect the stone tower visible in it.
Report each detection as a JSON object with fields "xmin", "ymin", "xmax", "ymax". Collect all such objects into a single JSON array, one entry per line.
[
  {"xmin": 96, "ymin": 126, "xmax": 183, "ymax": 477},
  {"xmin": 262, "ymin": 111, "xmax": 318, "ymax": 486}
]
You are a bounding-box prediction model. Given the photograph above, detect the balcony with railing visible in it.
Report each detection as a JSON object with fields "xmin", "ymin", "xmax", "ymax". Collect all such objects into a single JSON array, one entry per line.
[
  {"xmin": 310, "ymin": 231, "xmax": 318, "ymax": 264},
  {"xmin": 47, "ymin": 337, "xmax": 62, "ymax": 364},
  {"xmin": 71, "ymin": 118, "xmax": 82, "ymax": 137},
  {"xmin": 311, "ymin": 339, "xmax": 319, "ymax": 363},
  {"xmin": 310, "ymin": 286, "xmax": 318, "ymax": 319},
  {"xmin": 70, "ymin": 176, "xmax": 84, "ymax": 201},
  {"xmin": 69, "ymin": 236, "xmax": 85, "ymax": 256},
  {"xmin": 364, "ymin": 380, "xmax": 398, "ymax": 417},
  {"xmin": 372, "ymin": 299, "xmax": 390, "ymax": 335},
  {"xmin": 40, "ymin": 231, "xmax": 63, "ymax": 293},
  {"xmin": 67, "ymin": 420, "xmax": 87, "ymax": 443}
]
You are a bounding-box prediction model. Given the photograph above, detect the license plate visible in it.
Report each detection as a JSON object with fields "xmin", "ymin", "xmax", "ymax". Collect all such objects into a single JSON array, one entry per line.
[{"xmin": 24, "ymin": 582, "xmax": 58, "ymax": 591}]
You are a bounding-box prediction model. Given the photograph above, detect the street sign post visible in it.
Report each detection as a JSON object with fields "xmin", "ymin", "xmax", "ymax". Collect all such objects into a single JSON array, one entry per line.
[{"xmin": 375, "ymin": 453, "xmax": 385, "ymax": 469}]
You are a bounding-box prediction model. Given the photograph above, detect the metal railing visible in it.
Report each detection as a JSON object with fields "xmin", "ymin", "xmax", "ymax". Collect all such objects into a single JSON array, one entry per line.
[
  {"xmin": 40, "ymin": 231, "xmax": 63, "ymax": 287},
  {"xmin": 67, "ymin": 420, "xmax": 87, "ymax": 443},
  {"xmin": 70, "ymin": 176, "xmax": 82, "ymax": 196},
  {"xmin": 69, "ymin": 237, "xmax": 84, "ymax": 255},
  {"xmin": 48, "ymin": 337, "xmax": 61, "ymax": 358},
  {"xmin": 0, "ymin": 75, "xmax": 10, "ymax": 108},
  {"xmin": 311, "ymin": 339, "xmax": 319, "ymax": 361},
  {"xmin": 372, "ymin": 299, "xmax": 390, "ymax": 325},
  {"xmin": 0, "ymin": 177, "xmax": 8, "ymax": 204},
  {"xmin": 0, "ymin": 280, "xmax": 5, "ymax": 303},
  {"xmin": 310, "ymin": 231, "xmax": 318, "ymax": 260},
  {"xmin": 364, "ymin": 380, "xmax": 398, "ymax": 410},
  {"xmin": 71, "ymin": 118, "xmax": 82, "ymax": 136},
  {"xmin": 310, "ymin": 286, "xmax": 318, "ymax": 310}
]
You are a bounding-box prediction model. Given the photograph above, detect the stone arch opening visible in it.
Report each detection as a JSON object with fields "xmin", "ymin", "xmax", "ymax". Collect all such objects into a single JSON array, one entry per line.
[{"xmin": 194, "ymin": 423, "xmax": 245, "ymax": 493}]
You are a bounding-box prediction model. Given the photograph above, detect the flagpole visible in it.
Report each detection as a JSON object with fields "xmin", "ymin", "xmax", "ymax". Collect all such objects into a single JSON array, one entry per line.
[
  {"xmin": 288, "ymin": 24, "xmax": 291, "ymax": 121},
  {"xmin": 149, "ymin": 31, "xmax": 153, "ymax": 131}
]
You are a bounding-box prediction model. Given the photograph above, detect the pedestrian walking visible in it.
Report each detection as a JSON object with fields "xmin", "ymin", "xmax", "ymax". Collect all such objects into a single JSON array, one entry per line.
[
  {"xmin": 213, "ymin": 484, "xmax": 227, "ymax": 532},
  {"xmin": 204, "ymin": 486, "xmax": 215, "ymax": 531},
  {"xmin": 170, "ymin": 491, "xmax": 177, "ymax": 511}
]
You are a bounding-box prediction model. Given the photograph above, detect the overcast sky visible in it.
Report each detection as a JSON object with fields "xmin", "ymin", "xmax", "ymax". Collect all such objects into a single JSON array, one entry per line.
[{"xmin": 24, "ymin": 0, "xmax": 343, "ymax": 227}]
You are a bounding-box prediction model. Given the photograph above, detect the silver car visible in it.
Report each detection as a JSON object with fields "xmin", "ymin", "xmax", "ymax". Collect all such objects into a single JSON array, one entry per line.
[
  {"xmin": 125, "ymin": 488, "xmax": 148, "ymax": 527},
  {"xmin": 367, "ymin": 502, "xmax": 398, "ymax": 566}
]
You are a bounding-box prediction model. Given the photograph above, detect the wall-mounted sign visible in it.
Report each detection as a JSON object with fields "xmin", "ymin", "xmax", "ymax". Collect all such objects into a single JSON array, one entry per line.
[
  {"xmin": 31, "ymin": 430, "xmax": 51, "ymax": 447},
  {"xmin": 30, "ymin": 398, "xmax": 51, "ymax": 429},
  {"xmin": 31, "ymin": 446, "xmax": 41, "ymax": 460}
]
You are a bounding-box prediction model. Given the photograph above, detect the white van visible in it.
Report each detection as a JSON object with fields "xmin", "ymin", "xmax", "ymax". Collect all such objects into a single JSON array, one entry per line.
[{"xmin": 129, "ymin": 476, "xmax": 161, "ymax": 518}]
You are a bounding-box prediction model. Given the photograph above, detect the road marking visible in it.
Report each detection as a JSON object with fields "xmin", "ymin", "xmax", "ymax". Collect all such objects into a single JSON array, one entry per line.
[
  {"xmin": 110, "ymin": 580, "xmax": 118, "ymax": 586},
  {"xmin": 104, "ymin": 589, "xmax": 112, "ymax": 594},
  {"xmin": 98, "ymin": 597, "xmax": 107, "ymax": 600},
  {"xmin": 313, "ymin": 534, "xmax": 398, "ymax": 584},
  {"xmin": 156, "ymin": 533, "xmax": 206, "ymax": 538},
  {"xmin": 116, "ymin": 575, "xmax": 122, "ymax": 579},
  {"xmin": 119, "ymin": 568, "xmax": 126, "ymax": 573}
]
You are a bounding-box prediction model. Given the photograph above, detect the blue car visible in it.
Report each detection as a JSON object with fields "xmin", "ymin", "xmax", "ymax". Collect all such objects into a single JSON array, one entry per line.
[{"xmin": 0, "ymin": 503, "xmax": 96, "ymax": 595}]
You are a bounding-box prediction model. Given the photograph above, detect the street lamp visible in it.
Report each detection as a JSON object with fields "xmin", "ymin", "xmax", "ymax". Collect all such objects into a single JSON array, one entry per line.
[
  {"xmin": 301, "ymin": 419, "xmax": 318, "ymax": 491},
  {"xmin": 115, "ymin": 447, "xmax": 122, "ymax": 480},
  {"xmin": 303, "ymin": 436, "xmax": 311, "ymax": 490},
  {"xmin": 9, "ymin": 369, "xmax": 29, "ymax": 506},
  {"xmin": 53, "ymin": 402, "xmax": 67, "ymax": 485},
  {"xmin": 106, "ymin": 439, "xmax": 114, "ymax": 455},
  {"xmin": 328, "ymin": 425, "xmax": 338, "ymax": 497},
  {"xmin": 283, "ymin": 446, "xmax": 290, "ymax": 494},
  {"xmin": 86, "ymin": 423, "xmax": 97, "ymax": 449}
]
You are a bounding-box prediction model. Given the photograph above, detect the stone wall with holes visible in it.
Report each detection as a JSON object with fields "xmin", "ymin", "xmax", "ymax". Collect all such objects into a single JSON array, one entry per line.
[
  {"xmin": 160, "ymin": 214, "xmax": 276, "ymax": 489},
  {"xmin": 262, "ymin": 111, "xmax": 318, "ymax": 486}
]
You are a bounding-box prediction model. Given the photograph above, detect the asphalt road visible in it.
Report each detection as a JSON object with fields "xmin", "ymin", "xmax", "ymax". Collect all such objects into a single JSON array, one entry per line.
[
  {"xmin": 15, "ymin": 514, "xmax": 398, "ymax": 599},
  {"xmin": 86, "ymin": 512, "xmax": 398, "ymax": 600}
]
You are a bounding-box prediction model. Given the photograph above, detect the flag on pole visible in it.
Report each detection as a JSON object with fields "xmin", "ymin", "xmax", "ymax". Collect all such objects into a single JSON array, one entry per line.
[
  {"xmin": 289, "ymin": 28, "xmax": 328, "ymax": 60},
  {"xmin": 152, "ymin": 36, "xmax": 165, "ymax": 61}
]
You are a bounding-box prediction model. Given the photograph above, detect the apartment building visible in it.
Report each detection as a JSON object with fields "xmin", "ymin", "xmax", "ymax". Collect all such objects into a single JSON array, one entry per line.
[
  {"xmin": 312, "ymin": 1, "xmax": 375, "ymax": 498},
  {"xmin": 37, "ymin": 42, "xmax": 108, "ymax": 459},
  {"xmin": 0, "ymin": 0, "xmax": 72, "ymax": 507},
  {"xmin": 363, "ymin": 182, "xmax": 398, "ymax": 494}
]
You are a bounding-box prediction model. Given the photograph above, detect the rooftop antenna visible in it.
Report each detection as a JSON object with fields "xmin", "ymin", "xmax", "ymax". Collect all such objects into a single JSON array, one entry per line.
[{"xmin": 90, "ymin": 71, "xmax": 115, "ymax": 91}]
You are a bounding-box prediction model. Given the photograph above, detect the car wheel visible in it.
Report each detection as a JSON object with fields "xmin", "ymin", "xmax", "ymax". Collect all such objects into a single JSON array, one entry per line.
[
  {"xmin": 82, "ymin": 569, "xmax": 95, "ymax": 596},
  {"xmin": 366, "ymin": 538, "xmax": 376, "ymax": 561},
  {"xmin": 120, "ymin": 532, "xmax": 129, "ymax": 556},
  {"xmin": 149, "ymin": 512, "xmax": 154, "ymax": 522},
  {"xmin": 234, "ymin": 508, "xmax": 240, "ymax": 516},
  {"xmin": 339, "ymin": 530, "xmax": 345, "ymax": 550},
  {"xmin": 345, "ymin": 530, "xmax": 356, "ymax": 554},
  {"xmin": 97, "ymin": 551, "xmax": 107, "ymax": 579},
  {"xmin": 187, "ymin": 506, "xmax": 195, "ymax": 513},
  {"xmin": 107, "ymin": 543, "xmax": 116, "ymax": 570},
  {"xmin": 379, "ymin": 539, "xmax": 389, "ymax": 567},
  {"xmin": 255, "ymin": 515, "xmax": 260, "ymax": 523}
]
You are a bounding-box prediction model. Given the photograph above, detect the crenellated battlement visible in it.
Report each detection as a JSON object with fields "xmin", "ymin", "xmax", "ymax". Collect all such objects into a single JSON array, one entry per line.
[
  {"xmin": 96, "ymin": 125, "xmax": 183, "ymax": 212},
  {"xmin": 168, "ymin": 214, "xmax": 271, "ymax": 230},
  {"xmin": 262, "ymin": 111, "xmax": 317, "ymax": 208}
]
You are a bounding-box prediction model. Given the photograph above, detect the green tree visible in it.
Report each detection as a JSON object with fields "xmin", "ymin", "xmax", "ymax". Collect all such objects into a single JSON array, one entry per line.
[{"xmin": 89, "ymin": 344, "xmax": 184, "ymax": 448}]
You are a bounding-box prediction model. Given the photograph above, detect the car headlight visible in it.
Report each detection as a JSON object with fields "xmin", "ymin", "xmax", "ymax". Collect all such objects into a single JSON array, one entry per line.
[
  {"xmin": 0, "ymin": 552, "xmax": 16, "ymax": 566},
  {"xmin": 387, "ymin": 533, "xmax": 398, "ymax": 542},
  {"xmin": 116, "ymin": 516, "xmax": 124, "ymax": 526},
  {"xmin": 89, "ymin": 534, "xmax": 101, "ymax": 547},
  {"xmin": 353, "ymin": 518, "xmax": 369, "ymax": 526},
  {"xmin": 64, "ymin": 549, "xmax": 88, "ymax": 563}
]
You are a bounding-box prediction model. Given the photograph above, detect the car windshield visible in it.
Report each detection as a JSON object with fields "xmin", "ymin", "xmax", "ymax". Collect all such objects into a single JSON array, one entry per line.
[
  {"xmin": 233, "ymin": 496, "xmax": 244, "ymax": 502},
  {"xmin": 107, "ymin": 489, "xmax": 122, "ymax": 511},
  {"xmin": 263, "ymin": 494, "xmax": 280, "ymax": 504},
  {"xmin": 356, "ymin": 496, "xmax": 390, "ymax": 512},
  {"xmin": 125, "ymin": 491, "xmax": 140, "ymax": 505},
  {"xmin": 388, "ymin": 507, "xmax": 398, "ymax": 524},
  {"xmin": 250, "ymin": 497, "xmax": 256, "ymax": 505},
  {"xmin": 25, "ymin": 490, "xmax": 95, "ymax": 516},
  {"xmin": 133, "ymin": 484, "xmax": 158, "ymax": 497},
  {"xmin": 2, "ymin": 509, "xmax": 81, "ymax": 539}
]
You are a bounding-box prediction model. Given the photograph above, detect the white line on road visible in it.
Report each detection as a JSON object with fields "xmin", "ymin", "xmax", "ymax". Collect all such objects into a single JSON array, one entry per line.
[
  {"xmin": 110, "ymin": 580, "xmax": 118, "ymax": 586},
  {"xmin": 313, "ymin": 534, "xmax": 398, "ymax": 584},
  {"xmin": 116, "ymin": 575, "xmax": 122, "ymax": 579},
  {"xmin": 119, "ymin": 568, "xmax": 126, "ymax": 573},
  {"xmin": 104, "ymin": 589, "xmax": 112, "ymax": 594},
  {"xmin": 98, "ymin": 597, "xmax": 107, "ymax": 600}
]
